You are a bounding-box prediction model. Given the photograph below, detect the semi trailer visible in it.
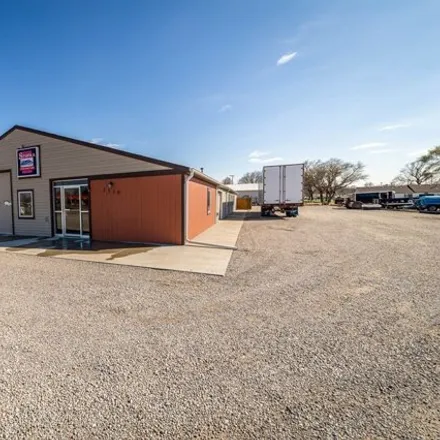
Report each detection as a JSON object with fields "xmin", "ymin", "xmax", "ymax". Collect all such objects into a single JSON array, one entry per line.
[{"xmin": 261, "ymin": 164, "xmax": 304, "ymax": 217}]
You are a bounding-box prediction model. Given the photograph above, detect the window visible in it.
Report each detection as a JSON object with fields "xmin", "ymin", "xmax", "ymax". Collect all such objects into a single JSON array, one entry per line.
[
  {"xmin": 18, "ymin": 190, "xmax": 34, "ymax": 219},
  {"xmin": 207, "ymin": 188, "xmax": 211, "ymax": 214}
]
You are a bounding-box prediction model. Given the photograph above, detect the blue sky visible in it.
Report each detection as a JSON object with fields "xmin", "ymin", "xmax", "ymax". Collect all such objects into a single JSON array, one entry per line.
[{"xmin": 1, "ymin": 0, "xmax": 439, "ymax": 184}]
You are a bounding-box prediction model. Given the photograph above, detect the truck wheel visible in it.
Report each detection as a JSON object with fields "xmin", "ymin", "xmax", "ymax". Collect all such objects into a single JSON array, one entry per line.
[{"xmin": 428, "ymin": 206, "xmax": 438, "ymax": 212}]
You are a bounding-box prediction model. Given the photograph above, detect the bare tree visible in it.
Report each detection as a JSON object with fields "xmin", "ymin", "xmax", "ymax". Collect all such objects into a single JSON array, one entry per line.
[
  {"xmin": 422, "ymin": 146, "xmax": 440, "ymax": 178},
  {"xmin": 305, "ymin": 159, "xmax": 367, "ymax": 204},
  {"xmin": 392, "ymin": 158, "xmax": 436, "ymax": 185},
  {"xmin": 238, "ymin": 171, "xmax": 263, "ymax": 184},
  {"xmin": 221, "ymin": 176, "xmax": 233, "ymax": 185},
  {"xmin": 309, "ymin": 161, "xmax": 328, "ymax": 203},
  {"xmin": 324, "ymin": 159, "xmax": 367, "ymax": 203},
  {"xmin": 304, "ymin": 160, "xmax": 319, "ymax": 200}
]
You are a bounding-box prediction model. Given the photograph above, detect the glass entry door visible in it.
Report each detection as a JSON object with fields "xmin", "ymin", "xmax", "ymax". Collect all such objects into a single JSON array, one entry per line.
[
  {"xmin": 64, "ymin": 187, "xmax": 81, "ymax": 234},
  {"xmin": 53, "ymin": 184, "xmax": 90, "ymax": 237}
]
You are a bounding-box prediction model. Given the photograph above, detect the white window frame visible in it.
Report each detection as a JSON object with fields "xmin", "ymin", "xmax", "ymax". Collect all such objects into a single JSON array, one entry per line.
[{"xmin": 17, "ymin": 190, "xmax": 34, "ymax": 219}]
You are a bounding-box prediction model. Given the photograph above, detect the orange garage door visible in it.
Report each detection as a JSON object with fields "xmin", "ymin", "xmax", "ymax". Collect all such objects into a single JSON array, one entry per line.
[{"xmin": 90, "ymin": 174, "xmax": 183, "ymax": 245}]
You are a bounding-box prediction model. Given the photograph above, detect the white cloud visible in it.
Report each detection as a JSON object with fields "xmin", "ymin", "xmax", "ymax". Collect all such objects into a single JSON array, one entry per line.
[
  {"xmin": 369, "ymin": 148, "xmax": 397, "ymax": 154},
  {"xmin": 277, "ymin": 52, "xmax": 297, "ymax": 66},
  {"xmin": 219, "ymin": 104, "xmax": 232, "ymax": 113},
  {"xmin": 249, "ymin": 156, "xmax": 284, "ymax": 164},
  {"xmin": 379, "ymin": 123, "xmax": 411, "ymax": 131},
  {"xmin": 248, "ymin": 150, "xmax": 283, "ymax": 163},
  {"xmin": 350, "ymin": 142, "xmax": 387, "ymax": 151},
  {"xmin": 90, "ymin": 138, "xmax": 103, "ymax": 144},
  {"xmin": 249, "ymin": 150, "xmax": 270, "ymax": 159}
]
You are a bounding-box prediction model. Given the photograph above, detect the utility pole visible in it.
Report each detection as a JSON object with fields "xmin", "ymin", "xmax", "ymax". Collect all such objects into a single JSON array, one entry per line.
[{"xmin": 229, "ymin": 175, "xmax": 235, "ymax": 184}]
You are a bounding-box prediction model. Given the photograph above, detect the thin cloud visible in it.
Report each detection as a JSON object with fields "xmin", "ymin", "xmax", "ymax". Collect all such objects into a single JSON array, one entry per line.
[
  {"xmin": 277, "ymin": 52, "xmax": 297, "ymax": 66},
  {"xmin": 369, "ymin": 149, "xmax": 397, "ymax": 154},
  {"xmin": 249, "ymin": 150, "xmax": 270, "ymax": 159},
  {"xmin": 379, "ymin": 123, "xmax": 411, "ymax": 131},
  {"xmin": 219, "ymin": 104, "xmax": 232, "ymax": 113},
  {"xmin": 351, "ymin": 142, "xmax": 387, "ymax": 151},
  {"xmin": 249, "ymin": 156, "xmax": 284, "ymax": 164},
  {"xmin": 90, "ymin": 138, "xmax": 103, "ymax": 144}
]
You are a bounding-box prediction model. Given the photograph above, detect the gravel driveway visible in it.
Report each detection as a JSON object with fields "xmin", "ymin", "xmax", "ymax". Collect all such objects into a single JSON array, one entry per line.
[{"xmin": 0, "ymin": 206, "xmax": 439, "ymax": 439}]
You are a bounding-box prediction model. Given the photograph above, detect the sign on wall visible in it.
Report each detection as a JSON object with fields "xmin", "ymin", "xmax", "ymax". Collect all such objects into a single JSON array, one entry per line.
[{"xmin": 17, "ymin": 146, "xmax": 41, "ymax": 178}]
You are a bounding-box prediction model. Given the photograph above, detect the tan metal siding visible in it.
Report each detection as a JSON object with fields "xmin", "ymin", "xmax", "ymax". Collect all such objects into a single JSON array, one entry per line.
[
  {"xmin": 0, "ymin": 129, "xmax": 170, "ymax": 236},
  {"xmin": 0, "ymin": 172, "xmax": 13, "ymax": 234}
]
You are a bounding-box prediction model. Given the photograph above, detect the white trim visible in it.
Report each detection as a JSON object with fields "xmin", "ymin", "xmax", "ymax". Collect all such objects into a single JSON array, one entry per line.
[
  {"xmin": 184, "ymin": 170, "xmax": 195, "ymax": 243},
  {"xmin": 53, "ymin": 184, "xmax": 90, "ymax": 238},
  {"xmin": 17, "ymin": 190, "xmax": 34, "ymax": 218}
]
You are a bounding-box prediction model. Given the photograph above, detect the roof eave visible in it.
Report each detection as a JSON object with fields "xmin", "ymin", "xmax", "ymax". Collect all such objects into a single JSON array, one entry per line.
[
  {"xmin": 0, "ymin": 125, "xmax": 190, "ymax": 172},
  {"xmin": 191, "ymin": 169, "xmax": 237, "ymax": 194}
]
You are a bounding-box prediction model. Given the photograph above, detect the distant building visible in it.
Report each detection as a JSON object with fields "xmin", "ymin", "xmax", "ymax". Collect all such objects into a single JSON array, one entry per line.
[
  {"xmin": 337, "ymin": 183, "xmax": 440, "ymax": 200},
  {"xmin": 228, "ymin": 183, "xmax": 262, "ymax": 204}
]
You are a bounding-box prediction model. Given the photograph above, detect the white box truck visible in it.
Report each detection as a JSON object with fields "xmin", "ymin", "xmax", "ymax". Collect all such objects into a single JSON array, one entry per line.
[{"xmin": 261, "ymin": 163, "xmax": 304, "ymax": 217}]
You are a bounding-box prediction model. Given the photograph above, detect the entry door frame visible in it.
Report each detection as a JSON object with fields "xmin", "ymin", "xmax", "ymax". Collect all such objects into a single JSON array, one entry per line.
[
  {"xmin": 0, "ymin": 170, "xmax": 14, "ymax": 235},
  {"xmin": 53, "ymin": 184, "xmax": 89, "ymax": 238}
]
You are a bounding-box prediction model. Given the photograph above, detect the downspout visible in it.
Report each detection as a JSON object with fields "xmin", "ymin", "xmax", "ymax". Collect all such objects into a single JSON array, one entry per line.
[{"xmin": 184, "ymin": 169, "xmax": 195, "ymax": 244}]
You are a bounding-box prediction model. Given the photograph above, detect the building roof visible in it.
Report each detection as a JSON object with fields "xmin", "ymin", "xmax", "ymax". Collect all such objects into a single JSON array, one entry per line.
[
  {"xmin": 191, "ymin": 170, "xmax": 237, "ymax": 194},
  {"xmin": 228, "ymin": 183, "xmax": 261, "ymax": 192},
  {"xmin": 0, "ymin": 124, "xmax": 188, "ymax": 172},
  {"xmin": 0, "ymin": 125, "xmax": 236, "ymax": 193}
]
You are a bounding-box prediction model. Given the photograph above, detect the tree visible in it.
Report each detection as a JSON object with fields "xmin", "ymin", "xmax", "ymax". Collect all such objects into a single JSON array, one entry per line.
[
  {"xmin": 304, "ymin": 160, "xmax": 318, "ymax": 200},
  {"xmin": 238, "ymin": 170, "xmax": 263, "ymax": 184},
  {"xmin": 304, "ymin": 160, "xmax": 327, "ymax": 203},
  {"xmin": 393, "ymin": 146, "xmax": 440, "ymax": 186},
  {"xmin": 392, "ymin": 158, "xmax": 436, "ymax": 185},
  {"xmin": 422, "ymin": 146, "xmax": 440, "ymax": 162},
  {"xmin": 305, "ymin": 159, "xmax": 367, "ymax": 204},
  {"xmin": 222, "ymin": 176, "xmax": 233, "ymax": 185},
  {"xmin": 422, "ymin": 146, "xmax": 440, "ymax": 178}
]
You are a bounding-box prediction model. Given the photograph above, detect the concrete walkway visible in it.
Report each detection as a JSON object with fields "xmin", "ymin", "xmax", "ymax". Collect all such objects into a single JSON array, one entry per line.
[{"xmin": 0, "ymin": 214, "xmax": 246, "ymax": 276}]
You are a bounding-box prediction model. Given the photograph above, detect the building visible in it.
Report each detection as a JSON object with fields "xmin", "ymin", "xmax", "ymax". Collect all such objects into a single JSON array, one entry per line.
[
  {"xmin": 337, "ymin": 184, "xmax": 440, "ymax": 201},
  {"xmin": 352, "ymin": 184, "xmax": 440, "ymax": 203},
  {"xmin": 227, "ymin": 183, "xmax": 262, "ymax": 204},
  {"xmin": 0, "ymin": 125, "xmax": 236, "ymax": 244}
]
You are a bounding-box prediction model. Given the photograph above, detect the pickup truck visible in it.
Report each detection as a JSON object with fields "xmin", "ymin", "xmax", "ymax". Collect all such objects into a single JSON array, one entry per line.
[{"xmin": 415, "ymin": 196, "xmax": 440, "ymax": 212}]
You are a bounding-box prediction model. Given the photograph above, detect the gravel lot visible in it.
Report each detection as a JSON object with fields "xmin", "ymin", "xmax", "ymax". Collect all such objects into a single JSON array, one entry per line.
[{"xmin": 1, "ymin": 206, "xmax": 439, "ymax": 439}]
